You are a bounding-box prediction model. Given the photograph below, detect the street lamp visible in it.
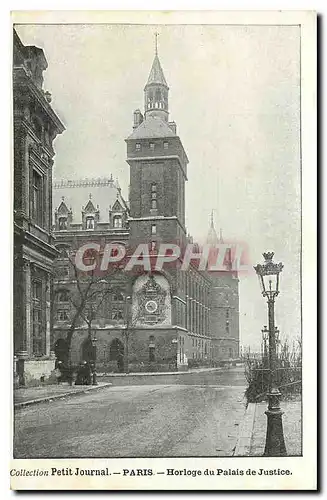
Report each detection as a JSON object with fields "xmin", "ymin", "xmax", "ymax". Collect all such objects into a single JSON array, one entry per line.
[
  {"xmin": 171, "ymin": 338, "xmax": 178, "ymax": 371},
  {"xmin": 261, "ymin": 325, "xmax": 269, "ymax": 362},
  {"xmin": 90, "ymin": 334, "xmax": 98, "ymax": 385},
  {"xmin": 124, "ymin": 295, "xmax": 131, "ymax": 374},
  {"xmin": 254, "ymin": 252, "xmax": 286, "ymax": 456},
  {"xmin": 275, "ymin": 327, "xmax": 280, "ymax": 358}
]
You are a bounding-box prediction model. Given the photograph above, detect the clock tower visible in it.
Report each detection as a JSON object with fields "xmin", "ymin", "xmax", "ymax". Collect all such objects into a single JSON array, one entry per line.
[{"xmin": 126, "ymin": 40, "xmax": 188, "ymax": 252}]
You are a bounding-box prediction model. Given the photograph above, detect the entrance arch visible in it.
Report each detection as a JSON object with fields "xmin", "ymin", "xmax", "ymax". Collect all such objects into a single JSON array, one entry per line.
[
  {"xmin": 54, "ymin": 338, "xmax": 69, "ymax": 364},
  {"xmin": 82, "ymin": 337, "xmax": 96, "ymax": 362}
]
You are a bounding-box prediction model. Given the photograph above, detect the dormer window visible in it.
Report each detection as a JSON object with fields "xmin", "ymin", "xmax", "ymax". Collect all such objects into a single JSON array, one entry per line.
[
  {"xmin": 58, "ymin": 217, "xmax": 67, "ymax": 230},
  {"xmin": 164, "ymin": 141, "xmax": 169, "ymax": 150},
  {"xmin": 136, "ymin": 143, "xmax": 141, "ymax": 151},
  {"xmin": 86, "ymin": 216, "xmax": 94, "ymax": 229},
  {"xmin": 150, "ymin": 142, "xmax": 155, "ymax": 150},
  {"xmin": 113, "ymin": 215, "xmax": 122, "ymax": 228}
]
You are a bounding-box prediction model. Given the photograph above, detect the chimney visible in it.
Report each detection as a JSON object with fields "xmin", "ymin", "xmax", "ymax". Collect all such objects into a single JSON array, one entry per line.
[
  {"xmin": 133, "ymin": 109, "xmax": 144, "ymax": 130},
  {"xmin": 168, "ymin": 121, "xmax": 177, "ymax": 134}
]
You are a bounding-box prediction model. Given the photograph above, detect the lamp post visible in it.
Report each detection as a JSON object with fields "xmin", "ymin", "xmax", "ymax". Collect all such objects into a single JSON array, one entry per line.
[
  {"xmin": 124, "ymin": 295, "xmax": 131, "ymax": 374},
  {"xmin": 91, "ymin": 333, "xmax": 98, "ymax": 385},
  {"xmin": 171, "ymin": 338, "xmax": 178, "ymax": 371},
  {"xmin": 275, "ymin": 327, "xmax": 280, "ymax": 359},
  {"xmin": 261, "ymin": 325, "xmax": 269, "ymax": 365},
  {"xmin": 254, "ymin": 252, "xmax": 286, "ymax": 456}
]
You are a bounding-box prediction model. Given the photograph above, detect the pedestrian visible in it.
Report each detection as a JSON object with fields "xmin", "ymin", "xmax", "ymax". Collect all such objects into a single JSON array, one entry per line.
[{"xmin": 117, "ymin": 352, "xmax": 124, "ymax": 373}]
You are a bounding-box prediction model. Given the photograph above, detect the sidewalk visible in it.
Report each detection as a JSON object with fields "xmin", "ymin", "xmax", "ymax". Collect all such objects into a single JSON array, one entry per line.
[
  {"xmin": 14, "ymin": 382, "xmax": 112, "ymax": 408},
  {"xmin": 249, "ymin": 398, "xmax": 302, "ymax": 456},
  {"xmin": 99, "ymin": 365, "xmax": 238, "ymax": 377},
  {"xmin": 235, "ymin": 396, "xmax": 302, "ymax": 456}
]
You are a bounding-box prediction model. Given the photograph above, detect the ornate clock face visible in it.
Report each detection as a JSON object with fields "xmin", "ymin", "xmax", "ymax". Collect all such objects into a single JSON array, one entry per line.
[{"xmin": 145, "ymin": 299, "xmax": 158, "ymax": 314}]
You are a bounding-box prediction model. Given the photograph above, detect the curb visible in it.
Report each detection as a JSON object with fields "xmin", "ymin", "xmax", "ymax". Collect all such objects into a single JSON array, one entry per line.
[
  {"xmin": 101, "ymin": 367, "xmax": 232, "ymax": 377},
  {"xmin": 14, "ymin": 383, "xmax": 112, "ymax": 409},
  {"xmin": 233, "ymin": 402, "xmax": 256, "ymax": 456}
]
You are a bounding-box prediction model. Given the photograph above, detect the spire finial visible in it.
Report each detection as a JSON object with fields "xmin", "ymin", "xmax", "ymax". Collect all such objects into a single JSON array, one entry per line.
[
  {"xmin": 155, "ymin": 32, "xmax": 159, "ymax": 56},
  {"xmin": 210, "ymin": 209, "xmax": 214, "ymax": 228},
  {"xmin": 89, "ymin": 193, "xmax": 92, "ymax": 200}
]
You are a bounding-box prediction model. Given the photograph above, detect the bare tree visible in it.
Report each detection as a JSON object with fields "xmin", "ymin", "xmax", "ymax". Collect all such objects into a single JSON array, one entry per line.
[{"xmin": 55, "ymin": 250, "xmax": 126, "ymax": 372}]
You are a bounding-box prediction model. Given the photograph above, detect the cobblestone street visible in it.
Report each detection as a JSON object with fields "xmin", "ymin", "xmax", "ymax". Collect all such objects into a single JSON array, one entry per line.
[{"xmin": 14, "ymin": 368, "xmax": 247, "ymax": 458}]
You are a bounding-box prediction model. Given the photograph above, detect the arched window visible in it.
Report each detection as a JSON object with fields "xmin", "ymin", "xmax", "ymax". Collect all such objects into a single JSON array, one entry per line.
[{"xmin": 113, "ymin": 215, "xmax": 122, "ymax": 228}]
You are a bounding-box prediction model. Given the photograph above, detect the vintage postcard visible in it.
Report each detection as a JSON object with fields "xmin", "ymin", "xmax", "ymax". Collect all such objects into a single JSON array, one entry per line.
[{"xmin": 11, "ymin": 10, "xmax": 317, "ymax": 491}]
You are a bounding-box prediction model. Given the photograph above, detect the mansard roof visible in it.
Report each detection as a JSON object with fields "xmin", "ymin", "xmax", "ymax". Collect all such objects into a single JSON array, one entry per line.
[
  {"xmin": 53, "ymin": 177, "xmax": 127, "ymax": 224},
  {"xmin": 127, "ymin": 116, "xmax": 176, "ymax": 140}
]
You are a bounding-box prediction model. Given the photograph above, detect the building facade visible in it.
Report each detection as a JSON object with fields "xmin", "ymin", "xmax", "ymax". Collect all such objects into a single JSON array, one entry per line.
[
  {"xmin": 13, "ymin": 30, "xmax": 65, "ymax": 384},
  {"xmin": 51, "ymin": 48, "xmax": 239, "ymax": 373}
]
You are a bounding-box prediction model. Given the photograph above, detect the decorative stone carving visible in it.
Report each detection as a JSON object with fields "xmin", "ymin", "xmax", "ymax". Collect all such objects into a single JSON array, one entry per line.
[{"xmin": 132, "ymin": 274, "xmax": 171, "ymax": 326}]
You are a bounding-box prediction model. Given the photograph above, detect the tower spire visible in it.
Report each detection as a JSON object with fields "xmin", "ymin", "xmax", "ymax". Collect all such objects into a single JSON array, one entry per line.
[
  {"xmin": 206, "ymin": 209, "xmax": 218, "ymax": 245},
  {"xmin": 144, "ymin": 35, "xmax": 169, "ymax": 122},
  {"xmin": 155, "ymin": 31, "xmax": 158, "ymax": 56},
  {"xmin": 210, "ymin": 209, "xmax": 214, "ymax": 228}
]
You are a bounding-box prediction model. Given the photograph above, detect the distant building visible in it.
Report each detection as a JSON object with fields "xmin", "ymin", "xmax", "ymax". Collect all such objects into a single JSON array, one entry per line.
[
  {"xmin": 13, "ymin": 29, "xmax": 65, "ymax": 384},
  {"xmin": 52, "ymin": 44, "xmax": 239, "ymax": 372}
]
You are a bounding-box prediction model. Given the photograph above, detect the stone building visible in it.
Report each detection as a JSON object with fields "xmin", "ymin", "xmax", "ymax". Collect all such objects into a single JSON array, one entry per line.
[
  {"xmin": 13, "ymin": 29, "xmax": 65, "ymax": 384},
  {"xmin": 52, "ymin": 47, "xmax": 239, "ymax": 372}
]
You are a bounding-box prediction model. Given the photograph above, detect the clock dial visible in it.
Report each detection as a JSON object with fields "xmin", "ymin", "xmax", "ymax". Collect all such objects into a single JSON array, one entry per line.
[{"xmin": 145, "ymin": 300, "xmax": 158, "ymax": 313}]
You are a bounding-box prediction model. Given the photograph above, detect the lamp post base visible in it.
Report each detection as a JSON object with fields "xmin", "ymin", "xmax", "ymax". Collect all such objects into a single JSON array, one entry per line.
[{"xmin": 264, "ymin": 409, "xmax": 287, "ymax": 456}]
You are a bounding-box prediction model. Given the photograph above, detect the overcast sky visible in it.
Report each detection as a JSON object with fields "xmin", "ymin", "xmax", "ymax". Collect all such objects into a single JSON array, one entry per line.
[{"xmin": 16, "ymin": 23, "xmax": 301, "ymax": 351}]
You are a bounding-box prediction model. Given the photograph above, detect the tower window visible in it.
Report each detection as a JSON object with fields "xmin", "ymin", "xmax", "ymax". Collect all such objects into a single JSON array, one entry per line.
[
  {"xmin": 151, "ymin": 224, "xmax": 156, "ymax": 235},
  {"xmin": 135, "ymin": 143, "xmax": 141, "ymax": 151},
  {"xmin": 150, "ymin": 183, "xmax": 157, "ymax": 210},
  {"xmin": 150, "ymin": 142, "xmax": 155, "ymax": 150},
  {"xmin": 163, "ymin": 141, "xmax": 169, "ymax": 150}
]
